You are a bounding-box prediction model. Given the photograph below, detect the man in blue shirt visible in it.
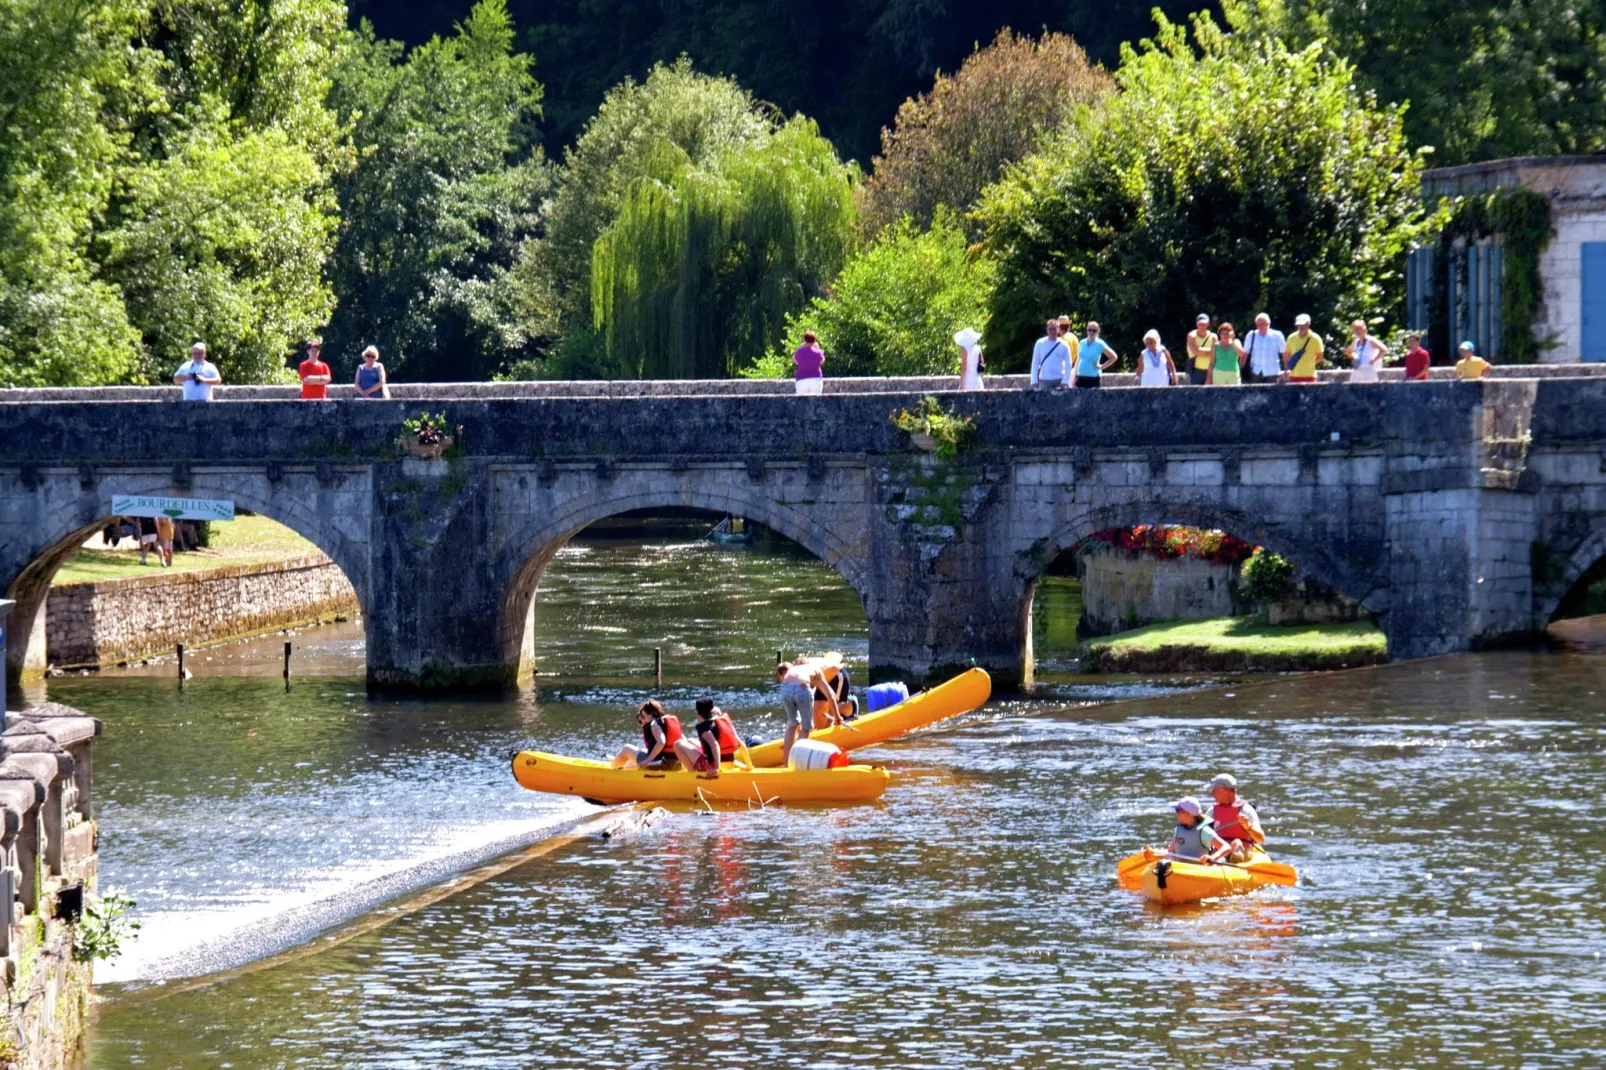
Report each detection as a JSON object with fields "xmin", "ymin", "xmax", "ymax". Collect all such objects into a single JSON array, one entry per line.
[
  {"xmin": 1029, "ymin": 319, "xmax": 1071, "ymax": 390},
  {"xmin": 1074, "ymin": 321, "xmax": 1118, "ymax": 388},
  {"xmin": 173, "ymin": 342, "xmax": 222, "ymax": 401}
]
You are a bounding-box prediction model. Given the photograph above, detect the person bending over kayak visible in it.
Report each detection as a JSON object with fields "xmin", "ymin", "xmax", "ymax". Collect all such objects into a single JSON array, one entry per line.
[
  {"xmin": 611, "ymin": 699, "xmax": 680, "ymax": 769},
  {"xmin": 778, "ymin": 656, "xmax": 840, "ymax": 764},
  {"xmin": 1166, "ymin": 797, "xmax": 1229, "ymax": 864},
  {"xmin": 674, "ymin": 698, "xmax": 740, "ymax": 777},
  {"xmin": 812, "ymin": 658, "xmax": 858, "ymax": 731},
  {"xmin": 1207, "ymin": 773, "xmax": 1265, "ymax": 862}
]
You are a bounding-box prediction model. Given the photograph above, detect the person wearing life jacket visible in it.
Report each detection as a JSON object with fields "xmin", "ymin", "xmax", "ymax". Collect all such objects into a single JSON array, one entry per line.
[
  {"xmin": 610, "ymin": 699, "xmax": 682, "ymax": 769},
  {"xmin": 811, "ymin": 656, "xmax": 858, "ymax": 731},
  {"xmin": 673, "ymin": 698, "xmax": 741, "ymax": 777},
  {"xmin": 1207, "ymin": 773, "xmax": 1265, "ymax": 862},
  {"xmin": 1166, "ymin": 797, "xmax": 1229, "ymax": 864},
  {"xmin": 777, "ymin": 656, "xmax": 840, "ymax": 764}
]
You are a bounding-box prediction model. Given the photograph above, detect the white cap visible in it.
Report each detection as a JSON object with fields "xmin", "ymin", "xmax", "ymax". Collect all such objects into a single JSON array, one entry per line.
[
  {"xmin": 1294, "ymin": 314, "xmax": 1311, "ymax": 326},
  {"xmin": 1173, "ymin": 796, "xmax": 1203, "ymax": 817},
  {"xmin": 1196, "ymin": 313, "xmax": 1210, "ymax": 324},
  {"xmin": 1209, "ymin": 773, "xmax": 1238, "ymax": 790},
  {"xmin": 190, "ymin": 341, "xmax": 207, "ymax": 353}
]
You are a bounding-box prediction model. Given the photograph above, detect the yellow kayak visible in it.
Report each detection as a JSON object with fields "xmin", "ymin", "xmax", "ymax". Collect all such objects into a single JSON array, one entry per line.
[
  {"xmin": 511, "ymin": 750, "xmax": 891, "ymax": 806},
  {"xmin": 743, "ymin": 667, "xmax": 991, "ymax": 768},
  {"xmin": 1138, "ymin": 847, "xmax": 1280, "ymax": 906}
]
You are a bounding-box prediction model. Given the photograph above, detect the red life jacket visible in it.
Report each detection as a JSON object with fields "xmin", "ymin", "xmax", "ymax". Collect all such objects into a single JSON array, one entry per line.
[
  {"xmin": 662, "ymin": 714, "xmax": 684, "ymax": 748},
  {"xmin": 1212, "ymin": 799, "xmax": 1253, "ymax": 841},
  {"xmin": 713, "ymin": 713, "xmax": 738, "ymax": 759}
]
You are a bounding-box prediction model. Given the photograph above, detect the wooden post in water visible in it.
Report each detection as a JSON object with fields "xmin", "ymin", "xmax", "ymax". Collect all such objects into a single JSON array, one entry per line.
[
  {"xmin": 283, "ymin": 641, "xmax": 292, "ymax": 689},
  {"xmin": 176, "ymin": 643, "xmax": 185, "ymax": 689},
  {"xmin": 653, "ymin": 647, "xmax": 662, "ymax": 685},
  {"xmin": 776, "ymin": 650, "xmax": 783, "ymax": 666}
]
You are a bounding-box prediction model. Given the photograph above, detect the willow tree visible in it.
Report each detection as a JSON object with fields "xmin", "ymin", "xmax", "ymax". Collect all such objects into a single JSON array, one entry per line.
[{"xmin": 590, "ymin": 116, "xmax": 857, "ymax": 379}]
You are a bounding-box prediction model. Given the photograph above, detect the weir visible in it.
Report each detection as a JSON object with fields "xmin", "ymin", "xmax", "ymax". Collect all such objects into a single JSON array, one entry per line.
[{"xmin": 4, "ymin": 373, "xmax": 1606, "ymax": 691}]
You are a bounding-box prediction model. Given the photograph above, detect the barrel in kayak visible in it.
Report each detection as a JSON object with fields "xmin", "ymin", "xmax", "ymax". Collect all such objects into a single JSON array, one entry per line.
[
  {"xmin": 1136, "ymin": 848, "xmax": 1281, "ymax": 906},
  {"xmin": 511, "ymin": 750, "xmax": 890, "ymax": 806},
  {"xmin": 744, "ymin": 667, "xmax": 991, "ymax": 768}
]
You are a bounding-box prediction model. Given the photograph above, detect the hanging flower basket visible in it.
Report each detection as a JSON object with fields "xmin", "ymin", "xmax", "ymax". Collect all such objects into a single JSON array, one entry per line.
[
  {"xmin": 398, "ymin": 435, "xmax": 455, "ymax": 459},
  {"xmin": 398, "ymin": 411, "xmax": 459, "ymax": 458},
  {"xmin": 908, "ymin": 432, "xmax": 938, "ymax": 452}
]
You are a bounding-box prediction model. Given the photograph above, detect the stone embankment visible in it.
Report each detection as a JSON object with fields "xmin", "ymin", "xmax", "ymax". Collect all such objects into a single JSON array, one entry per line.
[
  {"xmin": 47, "ymin": 556, "xmax": 358, "ymax": 669},
  {"xmin": 1078, "ymin": 548, "xmax": 1239, "ymax": 636}
]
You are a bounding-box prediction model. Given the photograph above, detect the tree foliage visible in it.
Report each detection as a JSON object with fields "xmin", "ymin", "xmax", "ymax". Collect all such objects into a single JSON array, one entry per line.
[
  {"xmin": 976, "ymin": 10, "xmax": 1433, "ymax": 365},
  {"xmin": 859, "ymin": 29, "xmax": 1111, "ymax": 239},
  {"xmin": 1248, "ymin": 0, "xmax": 1606, "ymax": 166},
  {"xmin": 326, "ymin": 0, "xmax": 549, "ymax": 382},
  {"xmin": 773, "ymin": 210, "xmax": 994, "ymax": 377},
  {"xmin": 590, "ymin": 111, "xmax": 858, "ymax": 378}
]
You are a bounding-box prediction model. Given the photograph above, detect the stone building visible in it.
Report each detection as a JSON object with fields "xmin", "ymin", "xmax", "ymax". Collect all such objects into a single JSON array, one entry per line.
[{"xmin": 1409, "ymin": 156, "xmax": 1606, "ymax": 362}]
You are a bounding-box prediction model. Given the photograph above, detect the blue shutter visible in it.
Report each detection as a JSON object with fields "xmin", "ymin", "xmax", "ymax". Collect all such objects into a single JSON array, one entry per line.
[{"xmin": 1583, "ymin": 243, "xmax": 1606, "ymax": 361}]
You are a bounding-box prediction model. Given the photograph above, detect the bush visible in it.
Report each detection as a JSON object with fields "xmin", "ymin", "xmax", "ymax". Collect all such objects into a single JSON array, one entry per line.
[
  {"xmin": 73, "ymin": 888, "xmax": 139, "ymax": 963},
  {"xmin": 1240, "ymin": 548, "xmax": 1297, "ymax": 605}
]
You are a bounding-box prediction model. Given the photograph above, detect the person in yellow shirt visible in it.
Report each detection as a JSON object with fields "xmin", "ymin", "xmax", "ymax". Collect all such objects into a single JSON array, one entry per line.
[
  {"xmin": 1185, "ymin": 314, "xmax": 1217, "ymax": 386},
  {"xmin": 1055, "ymin": 315, "xmax": 1081, "ymax": 375},
  {"xmin": 1284, "ymin": 314, "xmax": 1325, "ymax": 382},
  {"xmin": 1455, "ymin": 340, "xmax": 1493, "ymax": 379}
]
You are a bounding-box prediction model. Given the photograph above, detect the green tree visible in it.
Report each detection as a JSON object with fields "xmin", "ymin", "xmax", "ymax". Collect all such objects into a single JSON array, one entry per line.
[
  {"xmin": 859, "ymin": 29, "xmax": 1112, "ymax": 239},
  {"xmin": 0, "ymin": 0, "xmax": 144, "ymax": 385},
  {"xmin": 326, "ymin": 0, "xmax": 549, "ymax": 382},
  {"xmin": 976, "ymin": 10, "xmax": 1432, "ymax": 365},
  {"xmin": 1247, "ymin": 0, "xmax": 1606, "ymax": 165},
  {"xmin": 771, "ymin": 210, "xmax": 995, "ymax": 377},
  {"xmin": 590, "ymin": 113, "xmax": 858, "ymax": 378}
]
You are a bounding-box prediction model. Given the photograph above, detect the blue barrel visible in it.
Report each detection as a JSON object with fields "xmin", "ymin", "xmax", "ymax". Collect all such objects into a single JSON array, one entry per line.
[{"xmin": 865, "ymin": 681, "xmax": 909, "ymax": 713}]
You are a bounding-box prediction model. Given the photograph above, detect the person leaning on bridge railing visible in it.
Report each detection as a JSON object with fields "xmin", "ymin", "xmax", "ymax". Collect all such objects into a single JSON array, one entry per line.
[
  {"xmin": 1029, "ymin": 319, "xmax": 1071, "ymax": 390},
  {"xmin": 173, "ymin": 341, "xmax": 222, "ymax": 401},
  {"xmin": 353, "ymin": 346, "xmax": 390, "ymax": 399},
  {"xmin": 1284, "ymin": 315, "xmax": 1325, "ymax": 384},
  {"xmin": 1242, "ymin": 313, "xmax": 1286, "ymax": 384}
]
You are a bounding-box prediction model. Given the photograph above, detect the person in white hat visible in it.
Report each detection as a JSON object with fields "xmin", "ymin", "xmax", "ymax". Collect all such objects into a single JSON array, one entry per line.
[
  {"xmin": 1284, "ymin": 314, "xmax": 1325, "ymax": 383},
  {"xmin": 1165, "ymin": 796, "xmax": 1229, "ymax": 863},
  {"xmin": 953, "ymin": 327, "xmax": 984, "ymax": 391},
  {"xmin": 1207, "ymin": 773, "xmax": 1265, "ymax": 861}
]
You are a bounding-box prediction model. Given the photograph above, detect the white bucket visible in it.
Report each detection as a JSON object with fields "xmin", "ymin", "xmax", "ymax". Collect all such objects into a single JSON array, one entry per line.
[{"xmin": 787, "ymin": 738, "xmax": 841, "ymax": 771}]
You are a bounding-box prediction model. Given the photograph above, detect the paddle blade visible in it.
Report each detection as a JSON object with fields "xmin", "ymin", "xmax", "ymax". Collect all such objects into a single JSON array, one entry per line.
[{"xmin": 1241, "ymin": 860, "xmax": 1298, "ymax": 886}]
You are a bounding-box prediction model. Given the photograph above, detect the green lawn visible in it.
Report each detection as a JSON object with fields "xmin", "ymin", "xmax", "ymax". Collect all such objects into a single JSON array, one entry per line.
[
  {"xmin": 53, "ymin": 514, "xmax": 321, "ymax": 585},
  {"xmin": 1091, "ymin": 616, "xmax": 1386, "ymax": 656}
]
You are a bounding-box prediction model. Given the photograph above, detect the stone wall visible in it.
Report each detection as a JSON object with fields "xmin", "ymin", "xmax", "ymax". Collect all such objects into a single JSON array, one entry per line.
[
  {"xmin": 1077, "ymin": 548, "xmax": 1239, "ymax": 635},
  {"xmin": 47, "ymin": 556, "xmax": 358, "ymax": 669}
]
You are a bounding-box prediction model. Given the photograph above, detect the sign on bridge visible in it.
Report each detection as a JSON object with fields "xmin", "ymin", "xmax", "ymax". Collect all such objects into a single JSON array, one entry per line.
[{"xmin": 111, "ymin": 495, "xmax": 235, "ymax": 521}]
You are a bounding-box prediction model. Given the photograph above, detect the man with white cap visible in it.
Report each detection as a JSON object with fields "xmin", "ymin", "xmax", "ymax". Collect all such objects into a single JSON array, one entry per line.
[
  {"xmin": 1242, "ymin": 312, "xmax": 1286, "ymax": 384},
  {"xmin": 1184, "ymin": 313, "xmax": 1216, "ymax": 386},
  {"xmin": 1283, "ymin": 314, "xmax": 1324, "ymax": 383},
  {"xmin": 1207, "ymin": 773, "xmax": 1264, "ymax": 861},
  {"xmin": 173, "ymin": 341, "xmax": 222, "ymax": 401},
  {"xmin": 1166, "ymin": 796, "xmax": 1228, "ymax": 863}
]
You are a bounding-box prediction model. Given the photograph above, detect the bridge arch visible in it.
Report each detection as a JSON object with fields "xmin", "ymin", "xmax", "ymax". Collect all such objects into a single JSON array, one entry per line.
[
  {"xmin": 2, "ymin": 469, "xmax": 372, "ymax": 682},
  {"xmin": 494, "ymin": 482, "xmax": 868, "ymax": 681},
  {"xmin": 1538, "ymin": 528, "xmax": 1606, "ymax": 625}
]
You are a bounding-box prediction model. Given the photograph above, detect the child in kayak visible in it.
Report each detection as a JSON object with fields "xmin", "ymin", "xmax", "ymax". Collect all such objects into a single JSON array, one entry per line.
[
  {"xmin": 1207, "ymin": 773, "xmax": 1265, "ymax": 861},
  {"xmin": 1167, "ymin": 797, "xmax": 1229, "ymax": 863},
  {"xmin": 611, "ymin": 700, "xmax": 679, "ymax": 769},
  {"xmin": 674, "ymin": 698, "xmax": 740, "ymax": 778}
]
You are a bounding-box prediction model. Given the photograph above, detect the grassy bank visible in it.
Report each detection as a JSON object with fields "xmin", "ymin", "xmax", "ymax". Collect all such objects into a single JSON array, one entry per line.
[
  {"xmin": 53, "ymin": 515, "xmax": 321, "ymax": 585},
  {"xmin": 1085, "ymin": 616, "xmax": 1387, "ymax": 673}
]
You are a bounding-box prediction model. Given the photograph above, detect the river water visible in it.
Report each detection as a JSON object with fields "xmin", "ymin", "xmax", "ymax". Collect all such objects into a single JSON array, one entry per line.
[{"xmin": 40, "ymin": 519, "xmax": 1606, "ymax": 1067}]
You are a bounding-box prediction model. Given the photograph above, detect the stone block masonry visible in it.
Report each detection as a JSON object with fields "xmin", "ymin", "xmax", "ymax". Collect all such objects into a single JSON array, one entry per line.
[{"xmin": 46, "ymin": 556, "xmax": 358, "ymax": 669}]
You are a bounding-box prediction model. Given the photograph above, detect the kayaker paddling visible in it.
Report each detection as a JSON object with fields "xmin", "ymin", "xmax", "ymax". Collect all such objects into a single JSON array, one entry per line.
[
  {"xmin": 1166, "ymin": 797, "xmax": 1230, "ymax": 864},
  {"xmin": 1207, "ymin": 773, "xmax": 1265, "ymax": 862},
  {"xmin": 611, "ymin": 700, "xmax": 681, "ymax": 769},
  {"xmin": 777, "ymin": 656, "xmax": 842, "ymax": 764}
]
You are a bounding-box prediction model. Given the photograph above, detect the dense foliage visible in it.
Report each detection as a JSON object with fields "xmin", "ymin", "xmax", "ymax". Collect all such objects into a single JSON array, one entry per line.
[
  {"xmin": 858, "ymin": 30, "xmax": 1111, "ymax": 239},
  {"xmin": 1427, "ymin": 188, "xmax": 1555, "ymax": 364},
  {"xmin": 327, "ymin": 1, "xmax": 548, "ymax": 382},
  {"xmin": 1240, "ymin": 547, "xmax": 1297, "ymax": 604},
  {"xmin": 976, "ymin": 10, "xmax": 1432, "ymax": 364},
  {"xmin": 1089, "ymin": 526, "xmax": 1258, "ymax": 566},
  {"xmin": 762, "ymin": 211, "xmax": 994, "ymax": 378}
]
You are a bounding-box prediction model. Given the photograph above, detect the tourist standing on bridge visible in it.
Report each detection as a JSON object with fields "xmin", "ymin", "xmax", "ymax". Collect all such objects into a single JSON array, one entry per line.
[
  {"xmin": 1345, "ymin": 320, "xmax": 1387, "ymax": 384},
  {"xmin": 173, "ymin": 342, "xmax": 221, "ymax": 401},
  {"xmin": 1403, "ymin": 333, "xmax": 1432, "ymax": 380},
  {"xmin": 1184, "ymin": 315, "xmax": 1216, "ymax": 386},
  {"xmin": 954, "ymin": 327, "xmax": 984, "ymax": 390},
  {"xmin": 1073, "ymin": 322, "xmax": 1117, "ymax": 388},
  {"xmin": 1209, "ymin": 323, "xmax": 1246, "ymax": 386},
  {"xmin": 1284, "ymin": 315, "xmax": 1324, "ymax": 383},
  {"xmin": 353, "ymin": 346, "xmax": 390, "ymax": 399},
  {"xmin": 1455, "ymin": 340, "xmax": 1493, "ymax": 379},
  {"xmin": 794, "ymin": 331, "xmax": 826, "ymax": 395},
  {"xmin": 1242, "ymin": 314, "xmax": 1286, "ymax": 384},
  {"xmin": 1138, "ymin": 331, "xmax": 1177, "ymax": 386},
  {"xmin": 298, "ymin": 339, "xmax": 332, "ymax": 400},
  {"xmin": 1029, "ymin": 319, "xmax": 1071, "ymax": 390}
]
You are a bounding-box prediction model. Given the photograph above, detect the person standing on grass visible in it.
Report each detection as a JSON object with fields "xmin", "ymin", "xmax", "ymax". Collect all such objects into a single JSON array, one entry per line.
[
  {"xmin": 154, "ymin": 515, "xmax": 175, "ymax": 567},
  {"xmin": 298, "ymin": 339, "xmax": 332, "ymax": 400},
  {"xmin": 1184, "ymin": 314, "xmax": 1216, "ymax": 386},
  {"xmin": 793, "ymin": 331, "xmax": 826, "ymax": 395},
  {"xmin": 1345, "ymin": 320, "xmax": 1387, "ymax": 384},
  {"xmin": 1209, "ymin": 323, "xmax": 1246, "ymax": 386},
  {"xmin": 1242, "ymin": 313, "xmax": 1286, "ymax": 384},
  {"xmin": 136, "ymin": 516, "xmax": 158, "ymax": 566},
  {"xmin": 1073, "ymin": 322, "xmax": 1118, "ymax": 388},
  {"xmin": 1138, "ymin": 331, "xmax": 1177, "ymax": 387},
  {"xmin": 1403, "ymin": 333, "xmax": 1432, "ymax": 380},
  {"xmin": 1284, "ymin": 315, "xmax": 1325, "ymax": 383},
  {"xmin": 353, "ymin": 346, "xmax": 390, "ymax": 399},
  {"xmin": 173, "ymin": 342, "xmax": 221, "ymax": 401},
  {"xmin": 1029, "ymin": 319, "xmax": 1071, "ymax": 390}
]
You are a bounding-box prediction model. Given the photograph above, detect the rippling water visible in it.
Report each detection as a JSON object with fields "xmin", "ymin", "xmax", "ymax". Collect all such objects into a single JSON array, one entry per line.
[{"xmin": 53, "ymin": 519, "xmax": 1606, "ymax": 1067}]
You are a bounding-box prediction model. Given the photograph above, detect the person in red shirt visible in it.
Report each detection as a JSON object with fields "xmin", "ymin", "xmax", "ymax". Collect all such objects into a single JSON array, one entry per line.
[
  {"xmin": 1403, "ymin": 333, "xmax": 1432, "ymax": 381},
  {"xmin": 298, "ymin": 339, "xmax": 332, "ymax": 400}
]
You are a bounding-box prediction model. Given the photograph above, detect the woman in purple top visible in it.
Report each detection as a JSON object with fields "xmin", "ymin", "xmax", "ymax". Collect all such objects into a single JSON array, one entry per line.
[{"xmin": 794, "ymin": 331, "xmax": 825, "ymax": 395}]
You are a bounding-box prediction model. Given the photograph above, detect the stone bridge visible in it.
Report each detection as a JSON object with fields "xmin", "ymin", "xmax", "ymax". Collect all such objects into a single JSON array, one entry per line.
[{"xmin": 4, "ymin": 373, "xmax": 1606, "ymax": 692}]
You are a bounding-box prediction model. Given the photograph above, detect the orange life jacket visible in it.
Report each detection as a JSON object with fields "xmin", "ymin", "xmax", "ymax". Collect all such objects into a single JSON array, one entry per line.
[{"xmin": 662, "ymin": 714, "xmax": 684, "ymax": 748}]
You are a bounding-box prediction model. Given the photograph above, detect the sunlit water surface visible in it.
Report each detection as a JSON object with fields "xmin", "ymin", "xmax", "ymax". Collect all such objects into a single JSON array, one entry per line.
[{"xmin": 45, "ymin": 520, "xmax": 1606, "ymax": 1067}]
